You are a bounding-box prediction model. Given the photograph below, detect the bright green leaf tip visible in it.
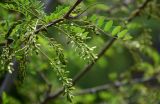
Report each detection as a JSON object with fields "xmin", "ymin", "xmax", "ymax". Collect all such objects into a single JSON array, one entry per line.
[
  {"xmin": 118, "ymin": 29, "xmax": 128, "ymax": 38},
  {"xmin": 112, "ymin": 26, "xmax": 121, "ymax": 36},
  {"xmin": 104, "ymin": 20, "xmax": 113, "ymax": 32}
]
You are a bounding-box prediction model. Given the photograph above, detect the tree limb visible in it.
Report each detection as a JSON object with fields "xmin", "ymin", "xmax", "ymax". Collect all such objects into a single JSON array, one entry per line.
[
  {"xmin": 0, "ymin": 0, "xmax": 82, "ymax": 102},
  {"xmin": 40, "ymin": 0, "xmax": 152, "ymax": 103},
  {"xmin": 74, "ymin": 73, "xmax": 160, "ymax": 96}
]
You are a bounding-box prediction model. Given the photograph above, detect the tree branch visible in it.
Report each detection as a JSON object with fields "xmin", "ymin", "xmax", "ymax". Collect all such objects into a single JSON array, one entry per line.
[
  {"xmin": 73, "ymin": 38, "xmax": 116, "ymax": 84},
  {"xmin": 127, "ymin": 0, "xmax": 151, "ymax": 22},
  {"xmin": 0, "ymin": 0, "xmax": 149, "ymax": 103},
  {"xmin": 35, "ymin": 0, "xmax": 83, "ymax": 34},
  {"xmin": 41, "ymin": 0, "xmax": 152, "ymax": 103},
  {"xmin": 64, "ymin": 0, "xmax": 83, "ymax": 19},
  {"xmin": 0, "ymin": 0, "xmax": 83, "ymax": 102},
  {"xmin": 74, "ymin": 73, "xmax": 160, "ymax": 96}
]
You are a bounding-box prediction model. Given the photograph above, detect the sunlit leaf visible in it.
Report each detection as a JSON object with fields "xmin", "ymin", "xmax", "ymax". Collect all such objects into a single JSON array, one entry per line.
[
  {"xmin": 118, "ymin": 29, "xmax": 128, "ymax": 38},
  {"xmin": 104, "ymin": 20, "xmax": 113, "ymax": 32},
  {"xmin": 112, "ymin": 26, "xmax": 121, "ymax": 36}
]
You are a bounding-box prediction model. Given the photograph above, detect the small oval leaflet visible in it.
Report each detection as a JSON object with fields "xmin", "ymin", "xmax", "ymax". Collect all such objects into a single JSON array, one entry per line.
[
  {"xmin": 104, "ymin": 20, "xmax": 113, "ymax": 32},
  {"xmin": 118, "ymin": 29, "xmax": 128, "ymax": 38},
  {"xmin": 112, "ymin": 26, "xmax": 121, "ymax": 36}
]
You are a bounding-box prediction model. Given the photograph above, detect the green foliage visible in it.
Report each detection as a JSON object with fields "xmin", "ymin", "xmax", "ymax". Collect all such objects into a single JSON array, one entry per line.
[
  {"xmin": 0, "ymin": 1, "xmax": 75, "ymax": 101},
  {"xmin": 44, "ymin": 6, "xmax": 70, "ymax": 23},
  {"xmin": 2, "ymin": 92, "xmax": 9, "ymax": 104},
  {"xmin": 55, "ymin": 22, "xmax": 97, "ymax": 61},
  {"xmin": 88, "ymin": 14, "xmax": 132, "ymax": 40},
  {"xmin": 112, "ymin": 26, "xmax": 122, "ymax": 36},
  {"xmin": 2, "ymin": 92, "xmax": 20, "ymax": 104},
  {"xmin": 104, "ymin": 20, "xmax": 113, "ymax": 32},
  {"xmin": 0, "ymin": 0, "xmax": 44, "ymax": 19},
  {"xmin": 37, "ymin": 36, "xmax": 75, "ymax": 101},
  {"xmin": 118, "ymin": 29, "xmax": 128, "ymax": 38},
  {"xmin": 0, "ymin": 0, "xmax": 98, "ymax": 102},
  {"xmin": 0, "ymin": 0, "xmax": 160, "ymax": 103}
]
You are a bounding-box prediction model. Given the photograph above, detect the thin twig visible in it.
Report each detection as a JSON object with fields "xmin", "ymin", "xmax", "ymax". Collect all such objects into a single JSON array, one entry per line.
[
  {"xmin": 64, "ymin": 0, "xmax": 83, "ymax": 19},
  {"xmin": 127, "ymin": 0, "xmax": 151, "ymax": 22},
  {"xmin": 35, "ymin": 0, "xmax": 83, "ymax": 34},
  {"xmin": 34, "ymin": 18, "xmax": 64, "ymax": 34}
]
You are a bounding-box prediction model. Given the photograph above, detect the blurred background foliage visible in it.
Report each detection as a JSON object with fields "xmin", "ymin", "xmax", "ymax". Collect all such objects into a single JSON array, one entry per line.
[{"xmin": 0, "ymin": 0, "xmax": 160, "ymax": 104}]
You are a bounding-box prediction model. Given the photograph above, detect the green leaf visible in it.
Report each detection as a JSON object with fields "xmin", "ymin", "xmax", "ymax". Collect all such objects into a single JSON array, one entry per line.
[
  {"xmin": 97, "ymin": 16, "xmax": 105, "ymax": 27},
  {"xmin": 123, "ymin": 34, "xmax": 133, "ymax": 40},
  {"xmin": 104, "ymin": 20, "xmax": 113, "ymax": 32},
  {"xmin": 90, "ymin": 14, "xmax": 97, "ymax": 22},
  {"xmin": 45, "ymin": 6, "xmax": 70, "ymax": 22},
  {"xmin": 112, "ymin": 26, "xmax": 121, "ymax": 36},
  {"xmin": 2, "ymin": 92, "xmax": 9, "ymax": 104},
  {"xmin": 96, "ymin": 4, "xmax": 109, "ymax": 11},
  {"xmin": 118, "ymin": 29, "xmax": 128, "ymax": 38}
]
